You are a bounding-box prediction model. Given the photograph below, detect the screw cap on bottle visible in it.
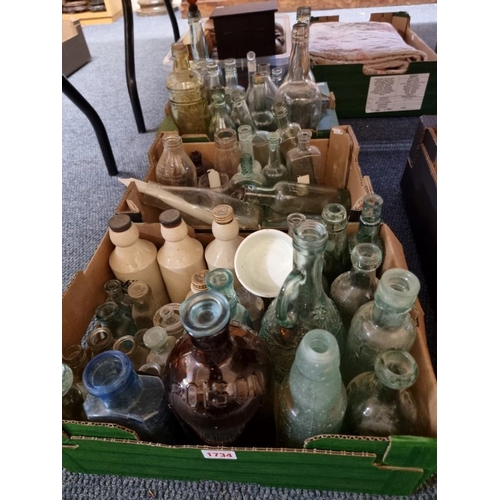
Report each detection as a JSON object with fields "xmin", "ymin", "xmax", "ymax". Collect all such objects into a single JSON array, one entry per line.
[
  {"xmin": 159, "ymin": 209, "xmax": 182, "ymax": 228},
  {"xmin": 108, "ymin": 214, "xmax": 132, "ymax": 233},
  {"xmin": 212, "ymin": 204, "xmax": 234, "ymax": 224}
]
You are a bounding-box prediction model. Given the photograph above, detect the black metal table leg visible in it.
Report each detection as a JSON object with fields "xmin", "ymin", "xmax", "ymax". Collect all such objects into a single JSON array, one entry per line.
[
  {"xmin": 122, "ymin": 0, "xmax": 147, "ymax": 133},
  {"xmin": 62, "ymin": 75, "xmax": 119, "ymax": 176},
  {"xmin": 163, "ymin": 0, "xmax": 180, "ymax": 41}
]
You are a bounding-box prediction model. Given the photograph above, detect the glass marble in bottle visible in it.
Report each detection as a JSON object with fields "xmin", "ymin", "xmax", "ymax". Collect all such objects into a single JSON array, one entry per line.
[
  {"xmin": 259, "ymin": 219, "xmax": 346, "ymax": 383},
  {"xmin": 343, "ymin": 349, "xmax": 419, "ymax": 437},
  {"xmin": 83, "ymin": 350, "xmax": 174, "ymax": 443},
  {"xmin": 127, "ymin": 280, "xmax": 156, "ymax": 330},
  {"xmin": 230, "ymin": 89, "xmax": 257, "ymax": 130},
  {"xmin": 156, "ymin": 134, "xmax": 198, "ymax": 186},
  {"xmin": 341, "ymin": 268, "xmax": 421, "ymax": 385},
  {"xmin": 62, "ymin": 363, "xmax": 86, "ymax": 421},
  {"xmin": 262, "ymin": 131, "xmax": 288, "ymax": 186},
  {"xmin": 167, "ymin": 42, "xmax": 210, "ymax": 135},
  {"xmin": 321, "ymin": 203, "xmax": 351, "ymax": 286},
  {"xmin": 214, "ymin": 128, "xmax": 241, "ymax": 178},
  {"xmin": 286, "ymin": 129, "xmax": 322, "ymax": 184},
  {"xmin": 164, "ymin": 291, "xmax": 275, "ymax": 447},
  {"xmin": 278, "ymin": 329, "xmax": 346, "ymax": 447},
  {"xmin": 208, "ymin": 86, "xmax": 237, "ymax": 141},
  {"xmin": 330, "ymin": 243, "xmax": 383, "ymax": 332},
  {"xmin": 275, "ymin": 23, "xmax": 322, "ymax": 130}
]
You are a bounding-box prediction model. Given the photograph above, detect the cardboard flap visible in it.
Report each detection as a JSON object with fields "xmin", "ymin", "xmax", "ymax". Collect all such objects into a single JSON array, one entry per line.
[
  {"xmin": 63, "ymin": 421, "xmax": 140, "ymax": 441},
  {"xmin": 62, "ymin": 19, "xmax": 78, "ymax": 43},
  {"xmin": 383, "ymin": 436, "xmax": 437, "ymax": 469},
  {"xmin": 369, "ymin": 11, "xmax": 410, "ymax": 39},
  {"xmin": 323, "ymin": 126, "xmax": 352, "ymax": 188}
]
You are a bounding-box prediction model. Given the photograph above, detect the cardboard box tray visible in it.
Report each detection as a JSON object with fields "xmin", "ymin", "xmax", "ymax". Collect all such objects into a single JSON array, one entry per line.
[
  {"xmin": 62, "ymin": 222, "xmax": 437, "ymax": 496},
  {"xmin": 116, "ymin": 125, "xmax": 372, "ymax": 229}
]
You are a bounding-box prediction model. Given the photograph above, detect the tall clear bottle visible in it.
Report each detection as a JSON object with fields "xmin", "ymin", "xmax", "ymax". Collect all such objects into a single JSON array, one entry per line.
[
  {"xmin": 275, "ymin": 23, "xmax": 322, "ymax": 130},
  {"xmin": 208, "ymin": 86, "xmax": 237, "ymax": 141},
  {"xmin": 244, "ymin": 51, "xmax": 257, "ymax": 102},
  {"xmin": 256, "ymin": 62, "xmax": 278, "ymax": 110},
  {"xmin": 187, "ymin": 0, "xmax": 210, "ymax": 62},
  {"xmin": 259, "ymin": 219, "xmax": 346, "ymax": 383},
  {"xmin": 272, "ymin": 101, "xmax": 301, "ymax": 163},
  {"xmin": 108, "ymin": 214, "xmax": 170, "ymax": 311},
  {"xmin": 341, "ymin": 268, "xmax": 421, "ymax": 385},
  {"xmin": 296, "ymin": 6, "xmax": 316, "ymax": 82},
  {"xmin": 278, "ymin": 329, "xmax": 346, "ymax": 447},
  {"xmin": 156, "ymin": 134, "xmax": 198, "ymax": 187},
  {"xmin": 230, "ymin": 89, "xmax": 257, "ymax": 130},
  {"xmin": 330, "ymin": 243, "xmax": 383, "ymax": 332},
  {"xmin": 262, "ymin": 131, "xmax": 289, "ymax": 186},
  {"xmin": 286, "ymin": 129, "xmax": 322, "ymax": 184},
  {"xmin": 224, "ymin": 58, "xmax": 245, "ymax": 108},
  {"xmin": 156, "ymin": 209, "xmax": 207, "ymax": 303},
  {"xmin": 248, "ymin": 73, "xmax": 277, "ymax": 132},
  {"xmin": 167, "ymin": 42, "xmax": 210, "ymax": 135},
  {"xmin": 321, "ymin": 203, "xmax": 351, "ymax": 287}
]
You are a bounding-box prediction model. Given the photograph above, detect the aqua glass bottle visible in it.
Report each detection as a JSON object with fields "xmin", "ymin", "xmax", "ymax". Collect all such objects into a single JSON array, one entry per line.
[
  {"xmin": 259, "ymin": 219, "xmax": 346, "ymax": 383},
  {"xmin": 95, "ymin": 301, "xmax": 137, "ymax": 339},
  {"xmin": 321, "ymin": 203, "xmax": 351, "ymax": 287},
  {"xmin": 348, "ymin": 194, "xmax": 385, "ymax": 259},
  {"xmin": 187, "ymin": 0, "xmax": 210, "ymax": 62},
  {"xmin": 156, "ymin": 134, "xmax": 198, "ymax": 187},
  {"xmin": 342, "ymin": 349, "xmax": 419, "ymax": 437},
  {"xmin": 248, "ymin": 72, "xmax": 277, "ymax": 132},
  {"xmin": 278, "ymin": 329, "xmax": 346, "ymax": 448},
  {"xmin": 330, "ymin": 243, "xmax": 383, "ymax": 332},
  {"xmin": 272, "ymin": 101, "xmax": 301, "ymax": 163},
  {"xmin": 62, "ymin": 363, "xmax": 86, "ymax": 421},
  {"xmin": 287, "ymin": 212, "xmax": 306, "ymax": 237},
  {"xmin": 167, "ymin": 42, "xmax": 210, "ymax": 135},
  {"xmin": 341, "ymin": 268, "xmax": 421, "ymax": 385},
  {"xmin": 238, "ymin": 124, "xmax": 263, "ymax": 173},
  {"xmin": 275, "ymin": 23, "xmax": 322, "ymax": 130},
  {"xmin": 205, "ymin": 268, "xmax": 253, "ymax": 328},
  {"xmin": 286, "ymin": 129, "xmax": 322, "ymax": 184},
  {"xmin": 82, "ymin": 350, "xmax": 175, "ymax": 443},
  {"xmin": 208, "ymin": 86, "xmax": 237, "ymax": 141},
  {"xmin": 229, "ymin": 153, "xmax": 267, "ymax": 191},
  {"xmin": 262, "ymin": 131, "xmax": 288, "ymax": 186}
]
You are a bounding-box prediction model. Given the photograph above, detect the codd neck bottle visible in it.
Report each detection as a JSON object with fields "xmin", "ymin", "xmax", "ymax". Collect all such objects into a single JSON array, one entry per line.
[
  {"xmin": 230, "ymin": 89, "xmax": 257, "ymax": 130},
  {"xmin": 271, "ymin": 67, "xmax": 283, "ymax": 87},
  {"xmin": 272, "ymin": 101, "xmax": 301, "ymax": 162},
  {"xmin": 248, "ymin": 73, "xmax": 277, "ymax": 132},
  {"xmin": 187, "ymin": 1, "xmax": 210, "ymax": 62},
  {"xmin": 262, "ymin": 131, "xmax": 288, "ymax": 186},
  {"xmin": 208, "ymin": 86, "xmax": 237, "ymax": 141},
  {"xmin": 286, "ymin": 129, "xmax": 322, "ymax": 184},
  {"xmin": 167, "ymin": 42, "xmax": 209, "ymax": 135},
  {"xmin": 348, "ymin": 194, "xmax": 385, "ymax": 259},
  {"xmin": 278, "ymin": 329, "xmax": 346, "ymax": 447},
  {"xmin": 156, "ymin": 134, "xmax": 198, "ymax": 187},
  {"xmin": 341, "ymin": 268, "xmax": 421, "ymax": 385},
  {"xmin": 321, "ymin": 203, "xmax": 351, "ymax": 286},
  {"xmin": 244, "ymin": 50, "xmax": 257, "ymax": 102},
  {"xmin": 259, "ymin": 219, "xmax": 346, "ymax": 383},
  {"xmin": 330, "ymin": 243, "xmax": 383, "ymax": 332},
  {"xmin": 275, "ymin": 23, "xmax": 322, "ymax": 130},
  {"xmin": 343, "ymin": 349, "xmax": 419, "ymax": 437}
]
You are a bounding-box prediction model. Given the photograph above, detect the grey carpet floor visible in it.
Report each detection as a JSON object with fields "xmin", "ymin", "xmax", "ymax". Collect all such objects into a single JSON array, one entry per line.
[{"xmin": 62, "ymin": 3, "xmax": 437, "ymax": 499}]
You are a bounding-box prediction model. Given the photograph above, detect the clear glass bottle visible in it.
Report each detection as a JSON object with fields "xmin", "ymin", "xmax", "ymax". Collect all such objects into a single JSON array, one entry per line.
[
  {"xmin": 287, "ymin": 212, "xmax": 307, "ymax": 237},
  {"xmin": 156, "ymin": 134, "xmax": 198, "ymax": 187},
  {"xmin": 248, "ymin": 72, "xmax": 277, "ymax": 132},
  {"xmin": 348, "ymin": 194, "xmax": 385, "ymax": 260},
  {"xmin": 185, "ymin": 269, "xmax": 210, "ymax": 299},
  {"xmin": 95, "ymin": 301, "xmax": 137, "ymax": 339},
  {"xmin": 156, "ymin": 209, "xmax": 207, "ymax": 304},
  {"xmin": 167, "ymin": 42, "xmax": 210, "ymax": 135},
  {"xmin": 257, "ymin": 62, "xmax": 278, "ymax": 110},
  {"xmin": 82, "ymin": 350, "xmax": 174, "ymax": 443},
  {"xmin": 127, "ymin": 280, "xmax": 156, "ymax": 330},
  {"xmin": 153, "ymin": 303, "xmax": 185, "ymax": 340},
  {"xmin": 207, "ymin": 60, "xmax": 224, "ymax": 91},
  {"xmin": 108, "ymin": 214, "xmax": 170, "ymax": 311},
  {"xmin": 224, "ymin": 58, "xmax": 245, "ymax": 108},
  {"xmin": 87, "ymin": 326, "xmax": 115, "ymax": 357},
  {"xmin": 262, "ymin": 131, "xmax": 288, "ymax": 186},
  {"xmin": 191, "ymin": 59, "xmax": 210, "ymax": 104},
  {"xmin": 278, "ymin": 329, "xmax": 347, "ymax": 448},
  {"xmin": 230, "ymin": 89, "xmax": 257, "ymax": 130},
  {"xmin": 342, "ymin": 349, "xmax": 419, "ymax": 437},
  {"xmin": 164, "ymin": 291, "xmax": 275, "ymax": 446},
  {"xmin": 205, "ymin": 268, "xmax": 253, "ymax": 328},
  {"xmin": 238, "ymin": 124, "xmax": 262, "ymax": 174},
  {"xmin": 143, "ymin": 326, "xmax": 177, "ymax": 373},
  {"xmin": 321, "ymin": 203, "xmax": 351, "ymax": 287},
  {"xmin": 271, "ymin": 67, "xmax": 283, "ymax": 87},
  {"xmin": 232, "ymin": 181, "xmax": 351, "ymax": 216},
  {"xmin": 244, "ymin": 50, "xmax": 257, "ymax": 102},
  {"xmin": 330, "ymin": 243, "xmax": 383, "ymax": 332},
  {"xmin": 230, "ymin": 153, "xmax": 267, "ymax": 191},
  {"xmin": 341, "ymin": 268, "xmax": 421, "ymax": 385},
  {"xmin": 214, "ymin": 128, "xmax": 241, "ymax": 178},
  {"xmin": 286, "ymin": 129, "xmax": 322, "ymax": 184},
  {"xmin": 62, "ymin": 363, "xmax": 86, "ymax": 421},
  {"xmin": 296, "ymin": 6, "xmax": 316, "ymax": 83},
  {"xmin": 208, "ymin": 86, "xmax": 237, "ymax": 141},
  {"xmin": 113, "ymin": 335, "xmax": 150, "ymax": 371},
  {"xmin": 259, "ymin": 219, "xmax": 346, "ymax": 383},
  {"xmin": 272, "ymin": 101, "xmax": 301, "ymax": 163},
  {"xmin": 187, "ymin": 1, "xmax": 210, "ymax": 62},
  {"xmin": 275, "ymin": 23, "xmax": 322, "ymax": 130},
  {"xmin": 205, "ymin": 204, "xmax": 244, "ymax": 287}
]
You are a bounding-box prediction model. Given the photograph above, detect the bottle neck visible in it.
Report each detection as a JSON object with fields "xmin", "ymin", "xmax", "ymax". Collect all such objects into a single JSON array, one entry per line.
[
  {"xmin": 355, "ymin": 218, "xmax": 381, "ymax": 241},
  {"xmin": 252, "ymin": 81, "xmax": 268, "ymax": 112},
  {"xmin": 173, "ymin": 54, "xmax": 190, "ymax": 72},
  {"xmin": 188, "ymin": 13, "xmax": 209, "ymax": 61},
  {"xmin": 372, "ymin": 299, "xmax": 409, "ymax": 329},
  {"xmin": 190, "ymin": 326, "xmax": 233, "ymax": 364},
  {"xmin": 288, "ymin": 37, "xmax": 311, "ymax": 80},
  {"xmin": 268, "ymin": 141, "xmax": 282, "ymax": 170},
  {"xmin": 275, "ymin": 111, "xmax": 291, "ymax": 131},
  {"xmin": 240, "ymin": 185, "xmax": 276, "ymax": 206}
]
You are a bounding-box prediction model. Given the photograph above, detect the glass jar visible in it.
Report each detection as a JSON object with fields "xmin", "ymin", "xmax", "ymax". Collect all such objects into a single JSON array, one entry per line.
[
  {"xmin": 278, "ymin": 329, "xmax": 346, "ymax": 447},
  {"xmin": 342, "ymin": 349, "xmax": 419, "ymax": 437},
  {"xmin": 259, "ymin": 219, "xmax": 346, "ymax": 383},
  {"xmin": 286, "ymin": 129, "xmax": 322, "ymax": 184},
  {"xmin": 166, "ymin": 42, "xmax": 210, "ymax": 135},
  {"xmin": 127, "ymin": 280, "xmax": 156, "ymax": 330},
  {"xmin": 262, "ymin": 131, "xmax": 288, "ymax": 186},
  {"xmin": 164, "ymin": 291, "xmax": 275, "ymax": 446},
  {"xmin": 156, "ymin": 134, "xmax": 198, "ymax": 187},
  {"xmin": 330, "ymin": 243, "xmax": 383, "ymax": 331},
  {"xmin": 341, "ymin": 268, "xmax": 421, "ymax": 385},
  {"xmin": 275, "ymin": 23, "xmax": 322, "ymax": 130},
  {"xmin": 214, "ymin": 128, "xmax": 241, "ymax": 179}
]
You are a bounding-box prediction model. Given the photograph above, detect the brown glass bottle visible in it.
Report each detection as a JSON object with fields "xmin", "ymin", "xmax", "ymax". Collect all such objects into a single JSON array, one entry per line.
[{"xmin": 164, "ymin": 290, "xmax": 276, "ymax": 447}]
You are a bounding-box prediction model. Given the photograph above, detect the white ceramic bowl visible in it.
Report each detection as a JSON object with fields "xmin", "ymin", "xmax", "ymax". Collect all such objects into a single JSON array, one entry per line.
[{"xmin": 234, "ymin": 229, "xmax": 294, "ymax": 298}]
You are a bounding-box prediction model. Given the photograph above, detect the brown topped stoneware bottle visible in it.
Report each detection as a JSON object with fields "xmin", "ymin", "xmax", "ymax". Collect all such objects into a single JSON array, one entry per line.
[{"xmin": 164, "ymin": 290, "xmax": 276, "ymax": 447}]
